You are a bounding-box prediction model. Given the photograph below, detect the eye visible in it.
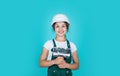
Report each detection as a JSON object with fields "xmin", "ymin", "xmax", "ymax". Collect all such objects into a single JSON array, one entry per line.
[
  {"xmin": 62, "ymin": 25, "xmax": 66, "ymax": 28},
  {"xmin": 55, "ymin": 25, "xmax": 59, "ymax": 28}
]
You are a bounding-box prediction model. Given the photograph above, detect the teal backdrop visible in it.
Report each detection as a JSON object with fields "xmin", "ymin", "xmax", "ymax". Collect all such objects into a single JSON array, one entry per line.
[{"xmin": 0, "ymin": 0, "xmax": 120, "ymax": 76}]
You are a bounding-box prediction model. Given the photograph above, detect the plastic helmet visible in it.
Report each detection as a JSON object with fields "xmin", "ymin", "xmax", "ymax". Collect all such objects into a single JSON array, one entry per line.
[{"xmin": 51, "ymin": 14, "xmax": 70, "ymax": 25}]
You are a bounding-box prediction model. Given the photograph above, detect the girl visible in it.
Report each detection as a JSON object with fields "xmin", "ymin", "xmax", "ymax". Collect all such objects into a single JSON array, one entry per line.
[{"xmin": 39, "ymin": 14, "xmax": 79, "ymax": 76}]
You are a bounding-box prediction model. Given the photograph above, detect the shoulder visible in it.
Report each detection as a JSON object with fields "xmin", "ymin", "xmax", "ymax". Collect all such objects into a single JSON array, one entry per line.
[
  {"xmin": 44, "ymin": 39, "xmax": 53, "ymax": 44},
  {"xmin": 43, "ymin": 39, "xmax": 54, "ymax": 50},
  {"xmin": 69, "ymin": 40, "xmax": 77, "ymax": 52},
  {"xmin": 69, "ymin": 41, "xmax": 76, "ymax": 47}
]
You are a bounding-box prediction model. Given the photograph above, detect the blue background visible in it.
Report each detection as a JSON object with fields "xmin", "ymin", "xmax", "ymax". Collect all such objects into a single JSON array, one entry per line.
[{"xmin": 0, "ymin": 0, "xmax": 120, "ymax": 76}]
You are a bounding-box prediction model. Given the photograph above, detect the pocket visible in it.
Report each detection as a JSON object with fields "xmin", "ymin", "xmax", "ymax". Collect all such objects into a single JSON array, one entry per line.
[
  {"xmin": 48, "ymin": 69, "xmax": 54, "ymax": 76},
  {"xmin": 53, "ymin": 70, "xmax": 61, "ymax": 76},
  {"xmin": 66, "ymin": 70, "xmax": 72, "ymax": 76},
  {"xmin": 48, "ymin": 69, "xmax": 60, "ymax": 76},
  {"xmin": 59, "ymin": 69, "xmax": 72, "ymax": 76}
]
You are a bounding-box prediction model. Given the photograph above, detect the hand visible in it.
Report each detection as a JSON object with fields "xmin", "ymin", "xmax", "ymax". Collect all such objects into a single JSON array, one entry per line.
[
  {"xmin": 53, "ymin": 56, "xmax": 64, "ymax": 65},
  {"xmin": 58, "ymin": 60, "xmax": 69, "ymax": 69}
]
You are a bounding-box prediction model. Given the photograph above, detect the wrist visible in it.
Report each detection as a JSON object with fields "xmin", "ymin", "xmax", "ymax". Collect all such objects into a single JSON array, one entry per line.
[
  {"xmin": 66, "ymin": 63, "xmax": 70, "ymax": 69},
  {"xmin": 52, "ymin": 60, "xmax": 55, "ymax": 65}
]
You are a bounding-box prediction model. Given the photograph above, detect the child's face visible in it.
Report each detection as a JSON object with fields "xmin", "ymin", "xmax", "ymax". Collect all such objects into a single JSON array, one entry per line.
[{"xmin": 54, "ymin": 22, "xmax": 67, "ymax": 37}]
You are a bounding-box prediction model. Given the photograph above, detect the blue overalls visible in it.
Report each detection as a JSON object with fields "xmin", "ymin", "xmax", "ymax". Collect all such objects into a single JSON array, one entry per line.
[{"xmin": 47, "ymin": 39, "xmax": 72, "ymax": 76}]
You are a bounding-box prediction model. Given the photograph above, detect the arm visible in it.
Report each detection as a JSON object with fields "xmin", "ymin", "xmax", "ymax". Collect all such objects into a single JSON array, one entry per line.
[
  {"xmin": 39, "ymin": 47, "xmax": 54, "ymax": 67},
  {"xmin": 39, "ymin": 47, "xmax": 65, "ymax": 67},
  {"xmin": 67, "ymin": 51, "xmax": 79, "ymax": 70}
]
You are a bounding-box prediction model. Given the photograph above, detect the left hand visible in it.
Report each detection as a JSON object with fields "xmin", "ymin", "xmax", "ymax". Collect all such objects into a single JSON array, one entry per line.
[{"xmin": 58, "ymin": 60, "xmax": 69, "ymax": 69}]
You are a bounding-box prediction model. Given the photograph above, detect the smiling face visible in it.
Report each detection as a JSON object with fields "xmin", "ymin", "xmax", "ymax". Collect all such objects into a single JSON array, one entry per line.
[{"xmin": 53, "ymin": 22, "xmax": 69, "ymax": 37}]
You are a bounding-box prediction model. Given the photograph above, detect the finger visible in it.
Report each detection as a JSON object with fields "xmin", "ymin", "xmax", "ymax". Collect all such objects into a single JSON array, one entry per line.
[
  {"xmin": 58, "ymin": 65, "xmax": 64, "ymax": 68},
  {"xmin": 58, "ymin": 64, "xmax": 61, "ymax": 68},
  {"xmin": 58, "ymin": 56, "xmax": 64, "ymax": 59}
]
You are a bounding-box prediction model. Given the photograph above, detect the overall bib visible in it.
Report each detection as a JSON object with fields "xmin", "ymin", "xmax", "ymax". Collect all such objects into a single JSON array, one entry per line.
[{"xmin": 48, "ymin": 39, "xmax": 72, "ymax": 76}]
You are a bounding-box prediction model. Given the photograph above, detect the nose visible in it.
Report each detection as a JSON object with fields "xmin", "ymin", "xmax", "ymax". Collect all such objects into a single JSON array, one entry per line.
[{"xmin": 58, "ymin": 27, "xmax": 63, "ymax": 30}]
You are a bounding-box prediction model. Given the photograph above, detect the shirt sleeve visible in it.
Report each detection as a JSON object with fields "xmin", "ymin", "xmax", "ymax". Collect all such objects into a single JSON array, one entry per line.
[
  {"xmin": 70, "ymin": 42, "xmax": 77, "ymax": 53},
  {"xmin": 43, "ymin": 40, "xmax": 52, "ymax": 51}
]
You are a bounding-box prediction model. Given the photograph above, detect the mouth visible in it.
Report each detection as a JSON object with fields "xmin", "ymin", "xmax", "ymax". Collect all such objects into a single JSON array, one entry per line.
[{"xmin": 58, "ymin": 31, "xmax": 64, "ymax": 34}]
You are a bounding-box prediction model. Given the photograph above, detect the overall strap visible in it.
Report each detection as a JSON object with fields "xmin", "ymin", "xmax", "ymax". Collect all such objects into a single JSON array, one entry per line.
[
  {"xmin": 53, "ymin": 39, "xmax": 71, "ymax": 48},
  {"xmin": 52, "ymin": 39, "xmax": 56, "ymax": 47},
  {"xmin": 66, "ymin": 40, "xmax": 71, "ymax": 48},
  {"xmin": 66, "ymin": 40, "xmax": 72, "ymax": 63}
]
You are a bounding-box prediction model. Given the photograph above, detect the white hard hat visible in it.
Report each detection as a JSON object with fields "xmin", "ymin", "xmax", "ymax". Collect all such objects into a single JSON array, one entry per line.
[{"xmin": 51, "ymin": 14, "xmax": 70, "ymax": 25}]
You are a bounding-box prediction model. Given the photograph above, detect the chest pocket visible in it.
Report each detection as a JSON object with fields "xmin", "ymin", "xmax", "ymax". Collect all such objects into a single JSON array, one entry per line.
[
  {"xmin": 51, "ymin": 47, "xmax": 71, "ymax": 59},
  {"xmin": 51, "ymin": 39, "xmax": 72, "ymax": 63}
]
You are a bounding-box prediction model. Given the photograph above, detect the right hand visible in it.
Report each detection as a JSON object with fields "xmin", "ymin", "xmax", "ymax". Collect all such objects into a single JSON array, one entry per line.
[{"xmin": 53, "ymin": 56, "xmax": 64, "ymax": 65}]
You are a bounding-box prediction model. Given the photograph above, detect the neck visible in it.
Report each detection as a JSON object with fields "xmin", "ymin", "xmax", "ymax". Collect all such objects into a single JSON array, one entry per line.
[{"xmin": 55, "ymin": 35, "xmax": 66, "ymax": 42}]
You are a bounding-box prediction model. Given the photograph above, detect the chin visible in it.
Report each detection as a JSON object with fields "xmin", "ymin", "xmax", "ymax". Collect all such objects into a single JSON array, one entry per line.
[{"xmin": 57, "ymin": 34, "xmax": 65, "ymax": 37}]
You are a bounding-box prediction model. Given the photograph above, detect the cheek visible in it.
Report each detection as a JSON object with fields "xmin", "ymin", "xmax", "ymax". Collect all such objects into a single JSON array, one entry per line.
[
  {"xmin": 54, "ymin": 28, "xmax": 59, "ymax": 32},
  {"xmin": 64, "ymin": 28, "xmax": 67, "ymax": 31}
]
